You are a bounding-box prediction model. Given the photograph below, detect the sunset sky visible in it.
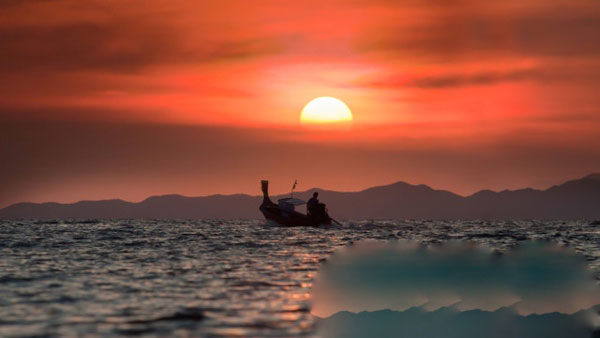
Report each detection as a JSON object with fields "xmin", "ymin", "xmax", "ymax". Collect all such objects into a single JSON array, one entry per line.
[{"xmin": 1, "ymin": 0, "xmax": 600, "ymax": 207}]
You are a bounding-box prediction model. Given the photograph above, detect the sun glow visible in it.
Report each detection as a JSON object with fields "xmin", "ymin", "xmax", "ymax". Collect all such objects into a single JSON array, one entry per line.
[{"xmin": 300, "ymin": 97, "xmax": 353, "ymax": 124}]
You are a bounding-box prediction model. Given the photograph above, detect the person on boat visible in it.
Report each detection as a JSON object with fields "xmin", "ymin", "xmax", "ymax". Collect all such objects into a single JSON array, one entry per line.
[
  {"xmin": 308, "ymin": 192, "xmax": 329, "ymax": 220},
  {"xmin": 307, "ymin": 192, "xmax": 319, "ymax": 215}
]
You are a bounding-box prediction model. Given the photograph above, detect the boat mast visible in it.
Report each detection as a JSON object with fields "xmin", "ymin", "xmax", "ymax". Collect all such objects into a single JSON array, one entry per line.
[{"xmin": 291, "ymin": 179, "xmax": 297, "ymax": 198}]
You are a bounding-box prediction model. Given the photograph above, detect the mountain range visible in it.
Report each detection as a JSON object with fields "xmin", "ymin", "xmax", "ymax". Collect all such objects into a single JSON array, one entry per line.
[{"xmin": 1, "ymin": 174, "xmax": 599, "ymax": 220}]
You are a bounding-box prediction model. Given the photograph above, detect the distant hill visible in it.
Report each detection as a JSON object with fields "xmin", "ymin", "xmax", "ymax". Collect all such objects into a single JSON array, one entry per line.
[{"xmin": 1, "ymin": 174, "xmax": 599, "ymax": 220}]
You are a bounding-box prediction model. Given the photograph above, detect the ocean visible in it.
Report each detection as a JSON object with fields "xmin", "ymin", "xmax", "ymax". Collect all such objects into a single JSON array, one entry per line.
[{"xmin": 1, "ymin": 219, "xmax": 599, "ymax": 337}]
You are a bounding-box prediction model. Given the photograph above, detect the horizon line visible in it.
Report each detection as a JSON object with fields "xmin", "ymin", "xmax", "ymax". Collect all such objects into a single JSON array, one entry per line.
[{"xmin": 3, "ymin": 172, "xmax": 598, "ymax": 210}]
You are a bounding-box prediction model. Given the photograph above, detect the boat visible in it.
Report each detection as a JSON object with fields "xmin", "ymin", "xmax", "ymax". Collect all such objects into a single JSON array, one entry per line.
[{"xmin": 259, "ymin": 180, "xmax": 332, "ymax": 227}]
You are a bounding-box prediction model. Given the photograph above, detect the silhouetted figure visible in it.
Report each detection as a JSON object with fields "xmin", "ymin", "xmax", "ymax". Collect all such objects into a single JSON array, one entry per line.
[
  {"xmin": 307, "ymin": 192, "xmax": 328, "ymax": 221},
  {"xmin": 307, "ymin": 192, "xmax": 319, "ymax": 215}
]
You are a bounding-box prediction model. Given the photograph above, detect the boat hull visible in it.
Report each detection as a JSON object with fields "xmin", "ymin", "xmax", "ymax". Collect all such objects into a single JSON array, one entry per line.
[
  {"xmin": 259, "ymin": 179, "xmax": 331, "ymax": 227},
  {"xmin": 260, "ymin": 203, "xmax": 331, "ymax": 227}
]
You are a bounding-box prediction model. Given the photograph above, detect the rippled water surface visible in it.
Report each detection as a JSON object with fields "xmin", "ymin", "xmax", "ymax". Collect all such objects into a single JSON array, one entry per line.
[{"xmin": 1, "ymin": 219, "xmax": 599, "ymax": 337}]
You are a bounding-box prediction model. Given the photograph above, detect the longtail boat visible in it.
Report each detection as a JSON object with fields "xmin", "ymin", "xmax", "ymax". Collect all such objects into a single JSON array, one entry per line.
[{"xmin": 259, "ymin": 180, "xmax": 332, "ymax": 227}]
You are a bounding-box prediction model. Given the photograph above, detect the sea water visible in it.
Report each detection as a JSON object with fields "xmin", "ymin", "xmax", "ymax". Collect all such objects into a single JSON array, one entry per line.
[{"xmin": 1, "ymin": 219, "xmax": 599, "ymax": 337}]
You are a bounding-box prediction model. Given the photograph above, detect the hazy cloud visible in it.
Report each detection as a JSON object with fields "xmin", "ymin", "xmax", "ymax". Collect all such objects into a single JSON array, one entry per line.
[
  {"xmin": 0, "ymin": 21, "xmax": 286, "ymax": 73},
  {"xmin": 358, "ymin": 5, "xmax": 600, "ymax": 60},
  {"xmin": 358, "ymin": 68, "xmax": 590, "ymax": 89}
]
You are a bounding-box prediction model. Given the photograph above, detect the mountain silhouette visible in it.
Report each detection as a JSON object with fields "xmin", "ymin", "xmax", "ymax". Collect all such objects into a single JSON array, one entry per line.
[{"xmin": 1, "ymin": 174, "xmax": 599, "ymax": 220}]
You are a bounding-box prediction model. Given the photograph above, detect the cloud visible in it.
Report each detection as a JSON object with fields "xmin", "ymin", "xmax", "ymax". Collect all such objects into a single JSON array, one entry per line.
[
  {"xmin": 356, "ymin": 64, "xmax": 600, "ymax": 89},
  {"xmin": 409, "ymin": 70, "xmax": 541, "ymax": 88},
  {"xmin": 358, "ymin": 69, "xmax": 547, "ymax": 89},
  {"xmin": 358, "ymin": 2, "xmax": 600, "ymax": 61},
  {"xmin": 0, "ymin": 21, "xmax": 286, "ymax": 73},
  {"xmin": 0, "ymin": 0, "xmax": 60, "ymax": 9}
]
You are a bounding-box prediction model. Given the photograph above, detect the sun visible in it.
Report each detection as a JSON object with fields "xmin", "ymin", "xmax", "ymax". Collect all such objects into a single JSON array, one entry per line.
[{"xmin": 300, "ymin": 97, "xmax": 353, "ymax": 124}]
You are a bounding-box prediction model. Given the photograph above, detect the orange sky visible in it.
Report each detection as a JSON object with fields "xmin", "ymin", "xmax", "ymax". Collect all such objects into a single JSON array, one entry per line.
[{"xmin": 1, "ymin": 0, "xmax": 600, "ymax": 207}]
